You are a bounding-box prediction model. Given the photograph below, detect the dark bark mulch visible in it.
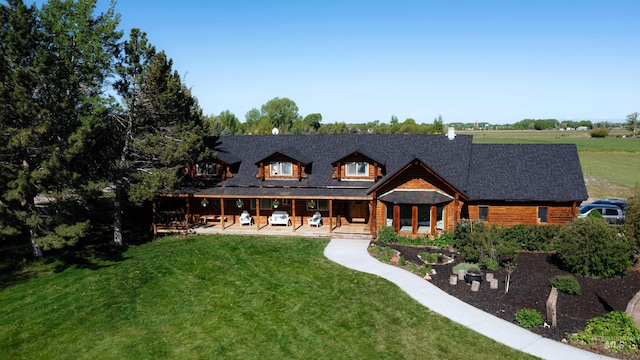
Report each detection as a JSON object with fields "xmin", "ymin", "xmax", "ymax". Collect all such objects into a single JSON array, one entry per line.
[{"xmin": 377, "ymin": 243, "xmax": 640, "ymax": 358}]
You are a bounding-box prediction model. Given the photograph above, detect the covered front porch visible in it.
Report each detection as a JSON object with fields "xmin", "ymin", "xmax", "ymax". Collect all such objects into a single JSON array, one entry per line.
[{"xmin": 153, "ymin": 194, "xmax": 373, "ymax": 239}]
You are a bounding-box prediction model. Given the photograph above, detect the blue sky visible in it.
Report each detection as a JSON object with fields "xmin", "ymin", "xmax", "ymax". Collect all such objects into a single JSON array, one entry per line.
[{"xmin": 45, "ymin": 1, "xmax": 640, "ymax": 124}]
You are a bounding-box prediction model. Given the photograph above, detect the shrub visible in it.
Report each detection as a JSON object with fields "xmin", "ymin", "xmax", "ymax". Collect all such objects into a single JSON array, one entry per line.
[
  {"xmin": 369, "ymin": 245, "xmax": 395, "ymax": 263},
  {"xmin": 452, "ymin": 262, "xmax": 479, "ymax": 275},
  {"xmin": 555, "ymin": 217, "xmax": 636, "ymax": 278},
  {"xmin": 432, "ymin": 231, "xmax": 456, "ymax": 248},
  {"xmin": 419, "ymin": 252, "xmax": 439, "ymax": 264},
  {"xmin": 569, "ymin": 311, "xmax": 640, "ymax": 353},
  {"xmin": 376, "ymin": 226, "xmax": 398, "ymax": 243},
  {"xmin": 589, "ymin": 128, "xmax": 609, "ymax": 138},
  {"xmin": 420, "ymin": 265, "xmax": 432, "ymax": 276},
  {"xmin": 551, "ymin": 275, "xmax": 580, "ymax": 295},
  {"xmin": 500, "ymin": 224, "xmax": 560, "ymax": 251},
  {"xmin": 624, "ymin": 185, "xmax": 640, "ymax": 250},
  {"xmin": 514, "ymin": 309, "xmax": 544, "ymax": 329},
  {"xmin": 455, "ymin": 223, "xmax": 519, "ymax": 269}
]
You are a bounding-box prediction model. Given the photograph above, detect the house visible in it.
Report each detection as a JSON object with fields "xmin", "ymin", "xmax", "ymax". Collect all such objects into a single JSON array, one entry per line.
[{"xmin": 154, "ymin": 133, "xmax": 588, "ymax": 238}]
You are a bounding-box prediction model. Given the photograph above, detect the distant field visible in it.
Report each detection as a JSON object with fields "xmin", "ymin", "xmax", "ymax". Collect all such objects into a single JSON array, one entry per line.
[{"xmin": 461, "ymin": 130, "xmax": 640, "ymax": 199}]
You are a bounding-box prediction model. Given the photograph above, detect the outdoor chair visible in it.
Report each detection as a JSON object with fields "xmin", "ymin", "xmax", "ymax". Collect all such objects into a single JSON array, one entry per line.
[
  {"xmin": 307, "ymin": 212, "xmax": 322, "ymax": 227},
  {"xmin": 239, "ymin": 210, "xmax": 254, "ymax": 225}
]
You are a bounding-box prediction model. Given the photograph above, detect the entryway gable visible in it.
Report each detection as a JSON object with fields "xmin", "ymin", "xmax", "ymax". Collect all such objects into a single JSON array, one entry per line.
[{"xmin": 369, "ymin": 158, "xmax": 465, "ymax": 200}]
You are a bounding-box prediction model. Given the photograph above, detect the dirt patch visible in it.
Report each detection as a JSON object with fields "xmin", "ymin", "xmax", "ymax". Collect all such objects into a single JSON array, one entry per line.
[{"xmin": 374, "ymin": 243, "xmax": 640, "ymax": 359}]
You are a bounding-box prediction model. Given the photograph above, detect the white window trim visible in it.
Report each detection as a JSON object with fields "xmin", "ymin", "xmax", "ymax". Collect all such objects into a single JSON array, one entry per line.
[
  {"xmin": 345, "ymin": 162, "xmax": 368, "ymax": 177},
  {"xmin": 270, "ymin": 161, "xmax": 293, "ymax": 176}
]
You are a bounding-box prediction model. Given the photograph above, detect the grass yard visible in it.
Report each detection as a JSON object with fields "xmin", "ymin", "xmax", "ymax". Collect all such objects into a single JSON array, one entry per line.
[
  {"xmin": 0, "ymin": 235, "xmax": 533, "ymax": 360},
  {"xmin": 462, "ymin": 130, "xmax": 640, "ymax": 199}
]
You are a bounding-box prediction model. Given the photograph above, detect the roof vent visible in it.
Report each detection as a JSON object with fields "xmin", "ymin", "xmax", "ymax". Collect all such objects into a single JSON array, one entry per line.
[{"xmin": 446, "ymin": 127, "xmax": 456, "ymax": 140}]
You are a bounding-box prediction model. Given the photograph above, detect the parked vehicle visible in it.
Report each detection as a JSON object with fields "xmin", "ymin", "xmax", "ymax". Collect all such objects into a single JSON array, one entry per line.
[
  {"xmin": 589, "ymin": 198, "xmax": 627, "ymax": 211},
  {"xmin": 577, "ymin": 203, "xmax": 625, "ymax": 224}
]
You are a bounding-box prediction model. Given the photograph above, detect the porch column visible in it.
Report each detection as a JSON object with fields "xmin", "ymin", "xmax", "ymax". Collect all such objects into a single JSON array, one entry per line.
[
  {"xmin": 185, "ymin": 197, "xmax": 191, "ymax": 226},
  {"xmin": 370, "ymin": 199, "xmax": 377, "ymax": 237},
  {"xmin": 256, "ymin": 199, "xmax": 261, "ymax": 230},
  {"xmin": 393, "ymin": 204, "xmax": 400, "ymax": 233},
  {"xmin": 292, "ymin": 198, "xmax": 296, "ymax": 232},
  {"xmin": 430, "ymin": 205, "xmax": 437, "ymax": 235},
  {"xmin": 220, "ymin": 198, "xmax": 225, "ymax": 230},
  {"xmin": 412, "ymin": 205, "xmax": 418, "ymax": 234},
  {"xmin": 329, "ymin": 199, "xmax": 333, "ymax": 232}
]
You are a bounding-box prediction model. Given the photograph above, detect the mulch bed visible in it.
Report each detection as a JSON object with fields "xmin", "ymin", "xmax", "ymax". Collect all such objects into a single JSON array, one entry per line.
[{"xmin": 375, "ymin": 242, "xmax": 640, "ymax": 359}]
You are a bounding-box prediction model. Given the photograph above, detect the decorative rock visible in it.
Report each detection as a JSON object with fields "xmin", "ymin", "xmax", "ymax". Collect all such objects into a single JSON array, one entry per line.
[
  {"xmin": 471, "ymin": 280, "xmax": 481, "ymax": 292},
  {"xmin": 490, "ymin": 278, "xmax": 499, "ymax": 289},
  {"xmin": 423, "ymin": 274, "xmax": 432, "ymax": 281},
  {"xmin": 486, "ymin": 273, "xmax": 494, "ymax": 282},
  {"xmin": 458, "ymin": 269, "xmax": 465, "ymax": 280},
  {"xmin": 431, "ymin": 269, "xmax": 437, "ymax": 275},
  {"xmin": 390, "ymin": 257, "xmax": 399, "ymax": 263},
  {"xmin": 449, "ymin": 275, "xmax": 458, "ymax": 285}
]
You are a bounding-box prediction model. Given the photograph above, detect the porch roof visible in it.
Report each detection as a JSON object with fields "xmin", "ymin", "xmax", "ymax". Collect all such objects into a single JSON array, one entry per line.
[
  {"xmin": 163, "ymin": 186, "xmax": 371, "ymax": 199},
  {"xmin": 378, "ymin": 190, "xmax": 453, "ymax": 205}
]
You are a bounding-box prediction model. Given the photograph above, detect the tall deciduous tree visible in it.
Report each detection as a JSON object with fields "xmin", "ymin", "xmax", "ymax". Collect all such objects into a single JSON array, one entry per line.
[
  {"xmin": 260, "ymin": 97, "xmax": 299, "ymax": 132},
  {"xmin": 112, "ymin": 28, "xmax": 206, "ymax": 245},
  {"xmin": 0, "ymin": 0, "xmax": 121, "ymax": 256},
  {"xmin": 626, "ymin": 112, "xmax": 639, "ymax": 137}
]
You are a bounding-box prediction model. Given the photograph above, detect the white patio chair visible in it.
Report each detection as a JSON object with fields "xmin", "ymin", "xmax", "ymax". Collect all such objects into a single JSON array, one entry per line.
[
  {"xmin": 239, "ymin": 210, "xmax": 254, "ymax": 225},
  {"xmin": 307, "ymin": 211, "xmax": 322, "ymax": 227}
]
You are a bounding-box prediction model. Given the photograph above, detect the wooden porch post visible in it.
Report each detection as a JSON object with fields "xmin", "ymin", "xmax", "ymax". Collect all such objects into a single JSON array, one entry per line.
[
  {"xmin": 256, "ymin": 199, "xmax": 261, "ymax": 230},
  {"xmin": 412, "ymin": 205, "xmax": 418, "ymax": 234},
  {"xmin": 220, "ymin": 198, "xmax": 225, "ymax": 230},
  {"xmin": 185, "ymin": 197, "xmax": 191, "ymax": 226},
  {"xmin": 292, "ymin": 198, "xmax": 296, "ymax": 232},
  {"xmin": 329, "ymin": 199, "xmax": 333, "ymax": 232},
  {"xmin": 430, "ymin": 205, "xmax": 436, "ymax": 235},
  {"xmin": 370, "ymin": 198, "xmax": 377, "ymax": 237},
  {"xmin": 393, "ymin": 204, "xmax": 400, "ymax": 233}
]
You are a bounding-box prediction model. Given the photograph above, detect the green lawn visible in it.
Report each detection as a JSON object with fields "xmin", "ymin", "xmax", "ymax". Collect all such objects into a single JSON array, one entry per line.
[
  {"xmin": 462, "ymin": 130, "xmax": 640, "ymax": 199},
  {"xmin": 0, "ymin": 235, "xmax": 534, "ymax": 360}
]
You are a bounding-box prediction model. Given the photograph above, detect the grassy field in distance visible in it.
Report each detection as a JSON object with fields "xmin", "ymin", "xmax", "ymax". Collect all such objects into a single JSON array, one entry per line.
[{"xmin": 460, "ymin": 129, "xmax": 640, "ymax": 200}]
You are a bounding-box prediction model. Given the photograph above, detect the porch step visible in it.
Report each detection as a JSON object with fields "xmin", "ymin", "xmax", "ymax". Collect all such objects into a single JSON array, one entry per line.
[{"xmin": 330, "ymin": 232, "xmax": 374, "ymax": 241}]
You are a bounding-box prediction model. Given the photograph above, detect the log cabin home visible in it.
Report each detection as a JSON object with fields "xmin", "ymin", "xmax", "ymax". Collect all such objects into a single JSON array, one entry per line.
[{"xmin": 154, "ymin": 132, "xmax": 588, "ymax": 238}]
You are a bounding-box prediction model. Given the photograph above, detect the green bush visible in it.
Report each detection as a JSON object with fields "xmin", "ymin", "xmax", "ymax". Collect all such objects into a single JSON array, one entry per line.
[
  {"xmin": 551, "ymin": 275, "xmax": 580, "ymax": 295},
  {"xmin": 514, "ymin": 309, "xmax": 544, "ymax": 329},
  {"xmin": 419, "ymin": 252, "xmax": 439, "ymax": 264},
  {"xmin": 624, "ymin": 186, "xmax": 640, "ymax": 250},
  {"xmin": 376, "ymin": 226, "xmax": 398, "ymax": 243},
  {"xmin": 455, "ymin": 223, "xmax": 519, "ymax": 269},
  {"xmin": 555, "ymin": 217, "xmax": 636, "ymax": 278},
  {"xmin": 432, "ymin": 231, "xmax": 456, "ymax": 248},
  {"xmin": 452, "ymin": 262, "xmax": 479, "ymax": 275},
  {"xmin": 569, "ymin": 311, "xmax": 640, "ymax": 353},
  {"xmin": 589, "ymin": 128, "xmax": 609, "ymax": 138},
  {"xmin": 500, "ymin": 224, "xmax": 560, "ymax": 251},
  {"xmin": 369, "ymin": 245, "xmax": 395, "ymax": 263}
]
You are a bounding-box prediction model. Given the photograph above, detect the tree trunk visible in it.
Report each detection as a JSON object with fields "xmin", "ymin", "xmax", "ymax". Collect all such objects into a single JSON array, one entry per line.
[
  {"xmin": 113, "ymin": 183, "xmax": 123, "ymax": 246},
  {"xmin": 30, "ymin": 228, "xmax": 43, "ymax": 258}
]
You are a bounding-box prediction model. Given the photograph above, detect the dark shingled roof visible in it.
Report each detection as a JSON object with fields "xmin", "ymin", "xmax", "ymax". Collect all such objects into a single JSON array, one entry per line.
[
  {"xmin": 379, "ymin": 190, "xmax": 453, "ymax": 205},
  {"xmin": 466, "ymin": 144, "xmax": 588, "ymax": 201},
  {"xmin": 171, "ymin": 134, "xmax": 587, "ymax": 202}
]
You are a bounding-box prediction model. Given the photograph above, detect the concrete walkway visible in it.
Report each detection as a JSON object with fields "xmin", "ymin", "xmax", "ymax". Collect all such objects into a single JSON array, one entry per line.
[{"xmin": 324, "ymin": 238, "xmax": 616, "ymax": 360}]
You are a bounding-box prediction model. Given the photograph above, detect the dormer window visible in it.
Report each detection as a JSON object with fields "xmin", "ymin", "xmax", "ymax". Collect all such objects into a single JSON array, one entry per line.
[
  {"xmin": 346, "ymin": 162, "xmax": 368, "ymax": 177},
  {"xmin": 196, "ymin": 162, "xmax": 218, "ymax": 176},
  {"xmin": 270, "ymin": 161, "xmax": 292, "ymax": 176}
]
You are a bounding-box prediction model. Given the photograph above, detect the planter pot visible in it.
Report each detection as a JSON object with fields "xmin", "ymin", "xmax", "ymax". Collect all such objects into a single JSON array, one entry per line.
[{"xmin": 464, "ymin": 270, "xmax": 483, "ymax": 284}]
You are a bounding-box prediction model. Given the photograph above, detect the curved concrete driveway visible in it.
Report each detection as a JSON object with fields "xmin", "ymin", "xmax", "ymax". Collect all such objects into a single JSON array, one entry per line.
[{"xmin": 324, "ymin": 238, "xmax": 615, "ymax": 360}]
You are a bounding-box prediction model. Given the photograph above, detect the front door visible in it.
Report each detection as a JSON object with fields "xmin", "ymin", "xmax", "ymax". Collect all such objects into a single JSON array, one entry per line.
[{"xmin": 348, "ymin": 201, "xmax": 369, "ymax": 223}]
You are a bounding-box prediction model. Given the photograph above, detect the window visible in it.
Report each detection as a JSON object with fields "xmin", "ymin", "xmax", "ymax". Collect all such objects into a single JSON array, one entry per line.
[
  {"xmin": 196, "ymin": 162, "xmax": 218, "ymax": 176},
  {"xmin": 251, "ymin": 199, "xmax": 273, "ymax": 210},
  {"xmin": 270, "ymin": 161, "xmax": 292, "ymax": 176},
  {"xmin": 307, "ymin": 199, "xmax": 329, "ymax": 210},
  {"xmin": 346, "ymin": 162, "xmax": 368, "ymax": 176},
  {"xmin": 538, "ymin": 207, "xmax": 548, "ymax": 223},
  {"xmin": 479, "ymin": 206, "xmax": 488, "ymax": 221},
  {"xmin": 282, "ymin": 199, "xmax": 291, "ymax": 206}
]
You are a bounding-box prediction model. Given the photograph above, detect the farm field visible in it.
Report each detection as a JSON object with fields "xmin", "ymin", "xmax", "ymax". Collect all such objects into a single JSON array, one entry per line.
[{"xmin": 462, "ymin": 130, "xmax": 640, "ymax": 200}]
